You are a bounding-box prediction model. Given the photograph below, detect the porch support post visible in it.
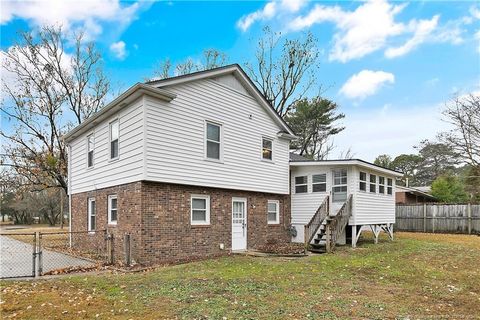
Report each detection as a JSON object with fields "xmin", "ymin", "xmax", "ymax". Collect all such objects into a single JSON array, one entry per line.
[
  {"xmin": 351, "ymin": 225, "xmax": 357, "ymax": 248},
  {"xmin": 371, "ymin": 225, "xmax": 380, "ymax": 244}
]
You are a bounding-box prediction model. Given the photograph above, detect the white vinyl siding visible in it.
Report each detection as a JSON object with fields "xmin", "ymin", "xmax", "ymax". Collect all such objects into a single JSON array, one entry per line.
[
  {"xmin": 191, "ymin": 195, "xmax": 210, "ymax": 225},
  {"xmin": 69, "ymin": 99, "xmax": 144, "ymax": 194},
  {"xmin": 267, "ymin": 200, "xmax": 279, "ymax": 224},
  {"xmin": 144, "ymin": 79, "xmax": 290, "ymax": 194}
]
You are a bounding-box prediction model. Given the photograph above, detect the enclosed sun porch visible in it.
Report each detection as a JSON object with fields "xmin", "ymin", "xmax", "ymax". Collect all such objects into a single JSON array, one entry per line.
[{"xmin": 289, "ymin": 159, "xmax": 403, "ymax": 253}]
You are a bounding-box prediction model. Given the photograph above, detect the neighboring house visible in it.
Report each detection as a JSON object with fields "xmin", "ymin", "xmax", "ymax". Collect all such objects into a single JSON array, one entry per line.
[
  {"xmin": 64, "ymin": 64, "xmax": 401, "ymax": 264},
  {"xmin": 396, "ymin": 186, "xmax": 437, "ymax": 204},
  {"xmin": 290, "ymin": 159, "xmax": 402, "ymax": 250},
  {"xmin": 64, "ymin": 64, "xmax": 296, "ymax": 264}
]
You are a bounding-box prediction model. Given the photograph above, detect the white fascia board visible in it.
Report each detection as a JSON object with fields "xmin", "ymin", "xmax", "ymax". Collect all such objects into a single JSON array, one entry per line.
[{"xmin": 63, "ymin": 83, "xmax": 176, "ymax": 143}]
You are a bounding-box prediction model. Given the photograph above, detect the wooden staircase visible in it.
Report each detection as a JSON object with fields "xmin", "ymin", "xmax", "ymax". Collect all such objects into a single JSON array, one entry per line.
[{"xmin": 305, "ymin": 195, "xmax": 353, "ymax": 254}]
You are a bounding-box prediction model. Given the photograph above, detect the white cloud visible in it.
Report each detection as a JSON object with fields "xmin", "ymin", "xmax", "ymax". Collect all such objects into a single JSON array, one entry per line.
[
  {"xmin": 289, "ymin": 0, "xmax": 407, "ymax": 62},
  {"xmin": 237, "ymin": 0, "xmax": 306, "ymax": 32},
  {"xmin": 385, "ymin": 15, "xmax": 439, "ymax": 58},
  {"xmin": 1, "ymin": 0, "xmax": 145, "ymax": 40},
  {"xmin": 339, "ymin": 70, "xmax": 395, "ymax": 100},
  {"xmin": 110, "ymin": 41, "xmax": 127, "ymax": 60},
  {"xmin": 287, "ymin": 0, "xmax": 471, "ymax": 62},
  {"xmin": 332, "ymin": 103, "xmax": 451, "ymax": 161}
]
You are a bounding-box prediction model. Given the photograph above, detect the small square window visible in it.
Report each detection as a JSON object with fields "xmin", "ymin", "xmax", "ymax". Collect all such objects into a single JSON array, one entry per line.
[
  {"xmin": 370, "ymin": 174, "xmax": 377, "ymax": 193},
  {"xmin": 312, "ymin": 174, "xmax": 327, "ymax": 192},
  {"xmin": 387, "ymin": 178, "xmax": 393, "ymax": 195},
  {"xmin": 267, "ymin": 200, "xmax": 279, "ymax": 224},
  {"xmin": 295, "ymin": 176, "xmax": 308, "ymax": 193},
  {"xmin": 191, "ymin": 195, "xmax": 210, "ymax": 225}
]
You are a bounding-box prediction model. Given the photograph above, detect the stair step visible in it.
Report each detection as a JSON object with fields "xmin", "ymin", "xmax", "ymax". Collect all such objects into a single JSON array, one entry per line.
[{"xmin": 308, "ymin": 247, "xmax": 326, "ymax": 254}]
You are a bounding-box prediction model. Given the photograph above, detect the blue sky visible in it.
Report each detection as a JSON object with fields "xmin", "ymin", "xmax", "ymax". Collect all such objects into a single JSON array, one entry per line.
[{"xmin": 1, "ymin": 0, "xmax": 479, "ymax": 161}]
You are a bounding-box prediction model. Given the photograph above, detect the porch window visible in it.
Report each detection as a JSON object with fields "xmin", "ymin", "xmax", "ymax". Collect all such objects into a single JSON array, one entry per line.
[
  {"xmin": 262, "ymin": 138, "xmax": 273, "ymax": 160},
  {"xmin": 191, "ymin": 195, "xmax": 210, "ymax": 225},
  {"xmin": 295, "ymin": 176, "xmax": 308, "ymax": 193},
  {"xmin": 312, "ymin": 174, "xmax": 327, "ymax": 192},
  {"xmin": 387, "ymin": 178, "xmax": 393, "ymax": 195},
  {"xmin": 359, "ymin": 172, "xmax": 367, "ymax": 191},
  {"xmin": 110, "ymin": 120, "xmax": 119, "ymax": 160},
  {"xmin": 108, "ymin": 195, "xmax": 118, "ymax": 225},
  {"xmin": 87, "ymin": 134, "xmax": 94, "ymax": 168},
  {"xmin": 206, "ymin": 122, "xmax": 221, "ymax": 160},
  {"xmin": 370, "ymin": 174, "xmax": 377, "ymax": 193},
  {"xmin": 267, "ymin": 200, "xmax": 279, "ymax": 224},
  {"xmin": 87, "ymin": 198, "xmax": 96, "ymax": 232},
  {"xmin": 332, "ymin": 169, "xmax": 347, "ymax": 202},
  {"xmin": 379, "ymin": 177, "xmax": 385, "ymax": 194}
]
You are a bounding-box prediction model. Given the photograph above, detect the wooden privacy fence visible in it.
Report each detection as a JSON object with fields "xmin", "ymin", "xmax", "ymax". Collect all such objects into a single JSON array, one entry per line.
[{"xmin": 396, "ymin": 203, "xmax": 480, "ymax": 234}]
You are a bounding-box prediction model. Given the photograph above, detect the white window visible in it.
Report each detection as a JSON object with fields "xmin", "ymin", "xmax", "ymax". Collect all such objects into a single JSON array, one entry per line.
[
  {"xmin": 379, "ymin": 177, "xmax": 385, "ymax": 194},
  {"xmin": 332, "ymin": 169, "xmax": 348, "ymax": 202},
  {"xmin": 205, "ymin": 122, "xmax": 221, "ymax": 160},
  {"xmin": 370, "ymin": 174, "xmax": 377, "ymax": 193},
  {"xmin": 108, "ymin": 195, "xmax": 118, "ymax": 225},
  {"xmin": 87, "ymin": 134, "xmax": 94, "ymax": 168},
  {"xmin": 359, "ymin": 172, "xmax": 367, "ymax": 191},
  {"xmin": 267, "ymin": 200, "xmax": 280, "ymax": 224},
  {"xmin": 110, "ymin": 120, "xmax": 119, "ymax": 160},
  {"xmin": 387, "ymin": 178, "xmax": 393, "ymax": 195},
  {"xmin": 87, "ymin": 198, "xmax": 96, "ymax": 232},
  {"xmin": 262, "ymin": 138, "xmax": 273, "ymax": 161},
  {"xmin": 312, "ymin": 174, "xmax": 327, "ymax": 192},
  {"xmin": 295, "ymin": 176, "xmax": 308, "ymax": 193},
  {"xmin": 191, "ymin": 195, "xmax": 210, "ymax": 225}
]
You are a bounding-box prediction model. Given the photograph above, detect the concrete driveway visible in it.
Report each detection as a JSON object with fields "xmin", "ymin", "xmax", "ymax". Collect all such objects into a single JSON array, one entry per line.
[{"xmin": 0, "ymin": 234, "xmax": 94, "ymax": 278}]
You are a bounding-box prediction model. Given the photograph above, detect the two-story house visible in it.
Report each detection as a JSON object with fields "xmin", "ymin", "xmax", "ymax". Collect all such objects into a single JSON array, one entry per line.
[{"xmin": 64, "ymin": 64, "xmax": 297, "ymax": 264}]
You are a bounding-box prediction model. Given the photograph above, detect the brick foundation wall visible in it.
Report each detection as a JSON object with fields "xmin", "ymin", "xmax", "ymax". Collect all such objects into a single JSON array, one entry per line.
[{"xmin": 71, "ymin": 181, "xmax": 291, "ymax": 265}]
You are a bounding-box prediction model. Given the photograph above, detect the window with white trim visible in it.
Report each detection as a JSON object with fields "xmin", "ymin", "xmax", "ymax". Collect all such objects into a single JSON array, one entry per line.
[
  {"xmin": 379, "ymin": 176, "xmax": 385, "ymax": 194},
  {"xmin": 262, "ymin": 138, "xmax": 273, "ymax": 160},
  {"xmin": 87, "ymin": 134, "xmax": 94, "ymax": 168},
  {"xmin": 87, "ymin": 198, "xmax": 96, "ymax": 232},
  {"xmin": 370, "ymin": 174, "xmax": 377, "ymax": 193},
  {"xmin": 359, "ymin": 171, "xmax": 367, "ymax": 191},
  {"xmin": 267, "ymin": 200, "xmax": 279, "ymax": 224},
  {"xmin": 108, "ymin": 195, "xmax": 118, "ymax": 225},
  {"xmin": 110, "ymin": 120, "xmax": 119, "ymax": 159},
  {"xmin": 205, "ymin": 122, "xmax": 221, "ymax": 160},
  {"xmin": 312, "ymin": 174, "xmax": 327, "ymax": 192},
  {"xmin": 295, "ymin": 176, "xmax": 308, "ymax": 193},
  {"xmin": 387, "ymin": 178, "xmax": 393, "ymax": 195},
  {"xmin": 191, "ymin": 195, "xmax": 210, "ymax": 225},
  {"xmin": 332, "ymin": 169, "xmax": 348, "ymax": 202}
]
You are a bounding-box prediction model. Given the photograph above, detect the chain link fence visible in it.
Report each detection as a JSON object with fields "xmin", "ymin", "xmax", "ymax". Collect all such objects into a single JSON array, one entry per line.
[{"xmin": 0, "ymin": 230, "xmax": 112, "ymax": 279}]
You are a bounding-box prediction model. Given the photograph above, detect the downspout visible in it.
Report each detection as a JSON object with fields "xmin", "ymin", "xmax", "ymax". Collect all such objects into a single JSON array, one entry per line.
[{"xmin": 68, "ymin": 144, "xmax": 72, "ymax": 247}]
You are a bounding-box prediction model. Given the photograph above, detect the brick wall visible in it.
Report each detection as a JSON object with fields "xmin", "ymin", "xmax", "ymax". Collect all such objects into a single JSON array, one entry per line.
[{"xmin": 71, "ymin": 181, "xmax": 291, "ymax": 265}]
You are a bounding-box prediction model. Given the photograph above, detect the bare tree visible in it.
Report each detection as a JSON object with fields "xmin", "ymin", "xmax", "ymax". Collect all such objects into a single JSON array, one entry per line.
[
  {"xmin": 244, "ymin": 27, "xmax": 320, "ymax": 117},
  {"xmin": 151, "ymin": 49, "xmax": 228, "ymax": 80},
  {"xmin": 440, "ymin": 94, "xmax": 480, "ymax": 167},
  {"xmin": 1, "ymin": 25, "xmax": 110, "ymax": 194}
]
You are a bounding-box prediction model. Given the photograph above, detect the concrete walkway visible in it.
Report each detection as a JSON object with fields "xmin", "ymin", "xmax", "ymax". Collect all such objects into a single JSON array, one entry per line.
[{"xmin": 0, "ymin": 235, "xmax": 93, "ymax": 279}]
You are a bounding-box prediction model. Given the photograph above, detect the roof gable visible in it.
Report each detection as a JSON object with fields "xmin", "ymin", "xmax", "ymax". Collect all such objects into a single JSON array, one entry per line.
[{"xmin": 147, "ymin": 64, "xmax": 296, "ymax": 138}]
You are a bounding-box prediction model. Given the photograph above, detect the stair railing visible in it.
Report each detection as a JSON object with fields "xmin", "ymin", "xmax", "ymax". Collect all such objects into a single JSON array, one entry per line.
[
  {"xmin": 304, "ymin": 196, "xmax": 329, "ymax": 245},
  {"xmin": 325, "ymin": 194, "xmax": 353, "ymax": 253}
]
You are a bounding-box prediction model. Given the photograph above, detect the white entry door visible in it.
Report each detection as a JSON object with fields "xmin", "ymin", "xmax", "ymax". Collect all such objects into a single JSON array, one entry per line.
[{"xmin": 232, "ymin": 198, "xmax": 247, "ymax": 251}]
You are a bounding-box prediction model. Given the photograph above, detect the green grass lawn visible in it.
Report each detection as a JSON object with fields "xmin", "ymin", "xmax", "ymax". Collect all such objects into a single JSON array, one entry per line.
[{"xmin": 1, "ymin": 232, "xmax": 479, "ymax": 319}]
